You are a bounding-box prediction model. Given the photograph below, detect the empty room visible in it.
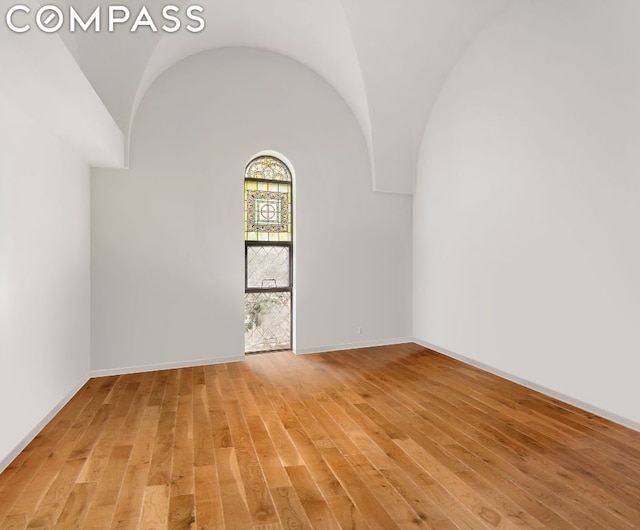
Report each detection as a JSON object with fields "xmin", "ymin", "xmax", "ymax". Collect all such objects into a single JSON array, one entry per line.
[{"xmin": 1, "ymin": 0, "xmax": 639, "ymax": 528}]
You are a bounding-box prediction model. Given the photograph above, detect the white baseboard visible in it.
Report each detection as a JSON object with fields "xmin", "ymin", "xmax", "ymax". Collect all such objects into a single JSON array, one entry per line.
[
  {"xmin": 0, "ymin": 373, "xmax": 90, "ymax": 474},
  {"xmin": 414, "ymin": 339, "xmax": 640, "ymax": 433},
  {"xmin": 90, "ymin": 354, "xmax": 245, "ymax": 378},
  {"xmin": 295, "ymin": 337, "xmax": 414, "ymax": 356}
]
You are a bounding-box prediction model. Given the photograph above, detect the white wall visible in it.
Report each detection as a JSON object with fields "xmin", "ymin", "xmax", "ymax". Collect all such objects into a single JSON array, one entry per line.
[
  {"xmin": 0, "ymin": 91, "xmax": 90, "ymax": 469},
  {"xmin": 414, "ymin": 0, "xmax": 640, "ymax": 426},
  {"xmin": 0, "ymin": 27, "xmax": 124, "ymax": 168},
  {"xmin": 133, "ymin": 0, "xmax": 373, "ymax": 176},
  {"xmin": 91, "ymin": 47, "xmax": 412, "ymax": 373}
]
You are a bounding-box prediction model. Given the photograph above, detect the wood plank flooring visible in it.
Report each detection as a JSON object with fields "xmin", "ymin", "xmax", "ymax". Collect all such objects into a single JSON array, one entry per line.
[{"xmin": 1, "ymin": 343, "xmax": 640, "ymax": 529}]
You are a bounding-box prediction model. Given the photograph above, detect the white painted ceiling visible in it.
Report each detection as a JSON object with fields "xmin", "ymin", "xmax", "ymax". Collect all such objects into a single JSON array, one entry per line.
[{"xmin": 52, "ymin": 0, "xmax": 511, "ymax": 193}]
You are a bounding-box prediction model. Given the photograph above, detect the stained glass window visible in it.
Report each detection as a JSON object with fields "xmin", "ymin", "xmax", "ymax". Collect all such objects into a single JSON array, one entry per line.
[
  {"xmin": 244, "ymin": 155, "xmax": 293, "ymax": 353},
  {"xmin": 245, "ymin": 156, "xmax": 292, "ymax": 182},
  {"xmin": 244, "ymin": 157, "xmax": 292, "ymax": 243}
]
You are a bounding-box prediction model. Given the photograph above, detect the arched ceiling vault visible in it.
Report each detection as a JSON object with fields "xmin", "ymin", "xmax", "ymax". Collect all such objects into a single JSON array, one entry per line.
[{"xmin": 58, "ymin": 0, "xmax": 511, "ymax": 194}]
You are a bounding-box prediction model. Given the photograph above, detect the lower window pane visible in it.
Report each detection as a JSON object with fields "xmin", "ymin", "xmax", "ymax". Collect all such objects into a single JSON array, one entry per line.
[{"xmin": 245, "ymin": 292, "xmax": 291, "ymax": 353}]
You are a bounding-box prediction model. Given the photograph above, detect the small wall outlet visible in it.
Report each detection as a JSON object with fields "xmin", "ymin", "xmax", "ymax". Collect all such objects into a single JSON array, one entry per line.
[{"xmin": 357, "ymin": 326, "xmax": 362, "ymax": 335}]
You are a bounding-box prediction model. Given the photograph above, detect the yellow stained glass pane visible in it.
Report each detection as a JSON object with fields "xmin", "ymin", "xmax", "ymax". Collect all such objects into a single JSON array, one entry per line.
[{"xmin": 245, "ymin": 156, "xmax": 293, "ymax": 243}]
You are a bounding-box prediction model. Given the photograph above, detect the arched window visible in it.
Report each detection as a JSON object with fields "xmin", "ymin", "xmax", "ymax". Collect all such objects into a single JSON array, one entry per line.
[{"xmin": 244, "ymin": 155, "xmax": 293, "ymax": 353}]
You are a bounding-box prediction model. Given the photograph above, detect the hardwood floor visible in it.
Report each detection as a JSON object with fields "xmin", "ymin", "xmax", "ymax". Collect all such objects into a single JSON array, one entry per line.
[{"xmin": 1, "ymin": 343, "xmax": 640, "ymax": 529}]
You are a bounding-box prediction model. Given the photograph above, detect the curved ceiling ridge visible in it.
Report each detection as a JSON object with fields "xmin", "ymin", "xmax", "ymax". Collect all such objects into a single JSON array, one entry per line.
[
  {"xmin": 126, "ymin": 0, "xmax": 372, "ymax": 172},
  {"xmin": 65, "ymin": 0, "xmax": 512, "ymax": 193}
]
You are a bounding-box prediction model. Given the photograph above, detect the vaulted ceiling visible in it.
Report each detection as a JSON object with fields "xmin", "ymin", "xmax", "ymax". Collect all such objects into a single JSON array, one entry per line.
[
  {"xmin": 5, "ymin": 0, "xmax": 511, "ymax": 193},
  {"xmin": 7, "ymin": 0, "xmax": 640, "ymax": 192}
]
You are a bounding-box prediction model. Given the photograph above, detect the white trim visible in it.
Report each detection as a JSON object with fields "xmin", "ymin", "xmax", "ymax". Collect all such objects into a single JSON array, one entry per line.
[
  {"xmin": 90, "ymin": 354, "xmax": 245, "ymax": 378},
  {"xmin": 0, "ymin": 373, "xmax": 90, "ymax": 474},
  {"xmin": 413, "ymin": 339, "xmax": 640, "ymax": 433},
  {"xmin": 294, "ymin": 337, "xmax": 413, "ymax": 355}
]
